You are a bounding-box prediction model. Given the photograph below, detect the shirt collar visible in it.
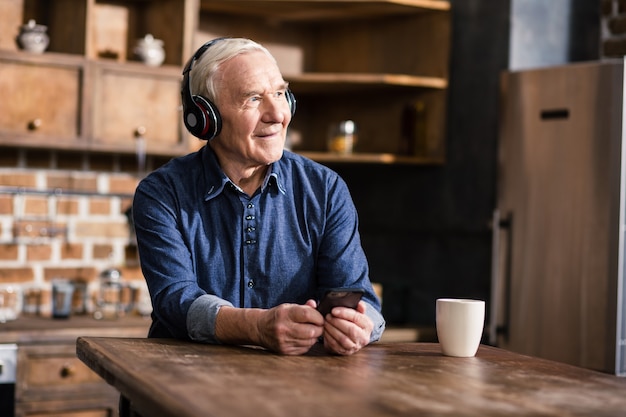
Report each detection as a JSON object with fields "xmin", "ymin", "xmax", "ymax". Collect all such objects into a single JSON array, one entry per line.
[
  {"xmin": 264, "ymin": 164, "xmax": 286, "ymax": 195},
  {"xmin": 201, "ymin": 145, "xmax": 286, "ymax": 201}
]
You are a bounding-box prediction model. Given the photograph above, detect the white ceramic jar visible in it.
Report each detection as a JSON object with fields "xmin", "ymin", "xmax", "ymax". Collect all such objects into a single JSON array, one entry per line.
[
  {"xmin": 16, "ymin": 19, "xmax": 49, "ymax": 54},
  {"xmin": 134, "ymin": 34, "xmax": 165, "ymax": 67}
]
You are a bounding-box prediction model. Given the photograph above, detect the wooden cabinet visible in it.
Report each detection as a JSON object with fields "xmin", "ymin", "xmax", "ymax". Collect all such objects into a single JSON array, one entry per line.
[
  {"xmin": 0, "ymin": 0, "xmax": 450, "ymax": 164},
  {"xmin": 0, "ymin": 316, "xmax": 150, "ymax": 417},
  {"xmin": 0, "ymin": 0, "xmax": 197, "ymax": 156},
  {"xmin": 0, "ymin": 52, "xmax": 85, "ymax": 146},
  {"xmin": 16, "ymin": 344, "xmax": 119, "ymax": 417},
  {"xmin": 91, "ymin": 62, "xmax": 185, "ymax": 153},
  {"xmin": 197, "ymin": 0, "xmax": 451, "ymax": 164}
]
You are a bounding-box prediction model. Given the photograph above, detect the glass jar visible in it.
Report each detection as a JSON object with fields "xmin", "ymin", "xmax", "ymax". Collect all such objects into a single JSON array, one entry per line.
[
  {"xmin": 51, "ymin": 279, "xmax": 74, "ymax": 319},
  {"xmin": 327, "ymin": 120, "xmax": 357, "ymax": 154},
  {"xmin": 0, "ymin": 285, "xmax": 22, "ymax": 322},
  {"xmin": 94, "ymin": 268, "xmax": 123, "ymax": 320}
]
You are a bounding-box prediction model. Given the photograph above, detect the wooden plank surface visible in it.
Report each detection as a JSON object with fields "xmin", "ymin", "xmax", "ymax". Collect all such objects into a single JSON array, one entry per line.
[{"xmin": 77, "ymin": 338, "xmax": 626, "ymax": 417}]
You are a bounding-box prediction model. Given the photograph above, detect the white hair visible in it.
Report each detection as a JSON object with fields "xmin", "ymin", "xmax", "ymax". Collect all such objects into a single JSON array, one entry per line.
[{"xmin": 190, "ymin": 38, "xmax": 277, "ymax": 104}]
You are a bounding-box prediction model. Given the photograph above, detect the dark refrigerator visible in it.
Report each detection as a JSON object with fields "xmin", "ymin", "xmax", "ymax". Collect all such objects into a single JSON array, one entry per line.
[{"xmin": 491, "ymin": 59, "xmax": 626, "ymax": 375}]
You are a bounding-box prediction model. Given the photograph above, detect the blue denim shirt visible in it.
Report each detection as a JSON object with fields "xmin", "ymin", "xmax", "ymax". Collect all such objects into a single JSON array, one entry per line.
[{"xmin": 133, "ymin": 144, "xmax": 385, "ymax": 344}]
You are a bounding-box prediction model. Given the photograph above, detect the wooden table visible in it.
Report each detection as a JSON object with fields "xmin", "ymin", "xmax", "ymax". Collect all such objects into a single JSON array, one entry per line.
[{"xmin": 76, "ymin": 338, "xmax": 626, "ymax": 417}]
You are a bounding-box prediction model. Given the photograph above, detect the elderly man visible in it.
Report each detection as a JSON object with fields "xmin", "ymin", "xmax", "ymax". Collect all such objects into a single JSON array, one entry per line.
[{"xmin": 132, "ymin": 37, "xmax": 385, "ymax": 357}]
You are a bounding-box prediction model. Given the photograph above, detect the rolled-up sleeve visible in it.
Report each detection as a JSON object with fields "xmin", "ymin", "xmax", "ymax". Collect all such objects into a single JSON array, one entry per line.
[
  {"xmin": 364, "ymin": 302, "xmax": 385, "ymax": 342},
  {"xmin": 187, "ymin": 294, "xmax": 234, "ymax": 343}
]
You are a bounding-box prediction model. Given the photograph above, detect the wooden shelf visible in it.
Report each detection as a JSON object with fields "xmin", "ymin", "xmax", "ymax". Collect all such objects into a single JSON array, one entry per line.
[
  {"xmin": 0, "ymin": 0, "xmax": 450, "ymax": 163},
  {"xmin": 194, "ymin": 0, "xmax": 451, "ymax": 163},
  {"xmin": 287, "ymin": 72, "xmax": 448, "ymax": 92},
  {"xmin": 0, "ymin": 0, "xmax": 197, "ymax": 156},
  {"xmin": 195, "ymin": 0, "xmax": 452, "ymax": 163},
  {"xmin": 200, "ymin": 0, "xmax": 450, "ymax": 21},
  {"xmin": 298, "ymin": 151, "xmax": 444, "ymax": 165}
]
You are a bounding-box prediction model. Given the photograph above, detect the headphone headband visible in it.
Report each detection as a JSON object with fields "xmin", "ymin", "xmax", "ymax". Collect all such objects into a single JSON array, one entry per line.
[{"xmin": 182, "ymin": 37, "xmax": 228, "ymax": 77}]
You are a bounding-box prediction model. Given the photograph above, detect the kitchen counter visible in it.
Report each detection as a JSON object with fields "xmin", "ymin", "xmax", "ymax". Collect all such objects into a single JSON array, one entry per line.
[
  {"xmin": 0, "ymin": 316, "xmax": 426, "ymax": 344},
  {"xmin": 2, "ymin": 315, "xmax": 151, "ymax": 416},
  {"xmin": 0, "ymin": 315, "xmax": 151, "ymax": 343}
]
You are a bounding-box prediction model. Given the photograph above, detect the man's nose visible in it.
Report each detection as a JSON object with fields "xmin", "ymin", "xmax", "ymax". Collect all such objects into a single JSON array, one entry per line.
[{"xmin": 261, "ymin": 97, "xmax": 289, "ymax": 122}]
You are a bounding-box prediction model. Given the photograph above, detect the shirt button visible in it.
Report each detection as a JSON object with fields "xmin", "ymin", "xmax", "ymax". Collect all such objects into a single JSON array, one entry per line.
[
  {"xmin": 246, "ymin": 226, "xmax": 256, "ymax": 232},
  {"xmin": 247, "ymin": 280, "xmax": 255, "ymax": 288},
  {"xmin": 245, "ymin": 239, "xmax": 257, "ymax": 245},
  {"xmin": 245, "ymin": 215, "xmax": 255, "ymax": 220},
  {"xmin": 247, "ymin": 203, "xmax": 254, "ymax": 209}
]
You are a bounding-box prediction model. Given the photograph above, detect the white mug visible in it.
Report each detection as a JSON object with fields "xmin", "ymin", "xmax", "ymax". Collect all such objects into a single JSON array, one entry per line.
[{"xmin": 436, "ymin": 298, "xmax": 485, "ymax": 357}]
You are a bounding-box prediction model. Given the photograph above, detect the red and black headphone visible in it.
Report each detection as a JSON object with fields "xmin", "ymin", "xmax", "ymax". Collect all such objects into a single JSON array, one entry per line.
[{"xmin": 181, "ymin": 38, "xmax": 296, "ymax": 140}]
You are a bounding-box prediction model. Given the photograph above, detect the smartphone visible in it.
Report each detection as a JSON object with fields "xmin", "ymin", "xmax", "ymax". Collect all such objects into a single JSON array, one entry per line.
[{"xmin": 317, "ymin": 288, "xmax": 364, "ymax": 316}]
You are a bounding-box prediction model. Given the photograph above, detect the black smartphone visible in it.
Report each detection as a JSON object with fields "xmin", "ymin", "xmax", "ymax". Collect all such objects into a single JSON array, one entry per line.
[{"xmin": 317, "ymin": 288, "xmax": 365, "ymax": 316}]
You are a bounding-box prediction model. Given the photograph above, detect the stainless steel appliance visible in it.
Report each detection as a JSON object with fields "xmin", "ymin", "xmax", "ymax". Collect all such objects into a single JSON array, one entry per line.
[
  {"xmin": 0, "ymin": 344, "xmax": 17, "ymax": 416},
  {"xmin": 491, "ymin": 59, "xmax": 626, "ymax": 375}
]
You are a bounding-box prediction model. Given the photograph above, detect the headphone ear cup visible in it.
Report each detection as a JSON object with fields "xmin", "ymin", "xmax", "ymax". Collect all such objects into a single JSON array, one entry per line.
[
  {"xmin": 182, "ymin": 101, "xmax": 204, "ymax": 139},
  {"xmin": 188, "ymin": 95, "xmax": 221, "ymax": 140},
  {"xmin": 286, "ymin": 89, "xmax": 296, "ymax": 117}
]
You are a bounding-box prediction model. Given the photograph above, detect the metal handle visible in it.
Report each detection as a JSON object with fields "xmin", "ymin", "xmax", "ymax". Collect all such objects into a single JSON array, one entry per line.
[
  {"xmin": 489, "ymin": 210, "xmax": 512, "ymax": 346},
  {"xmin": 60, "ymin": 364, "xmax": 76, "ymax": 378},
  {"xmin": 27, "ymin": 118, "xmax": 42, "ymax": 131},
  {"xmin": 489, "ymin": 210, "xmax": 501, "ymax": 345},
  {"xmin": 135, "ymin": 126, "xmax": 146, "ymax": 176}
]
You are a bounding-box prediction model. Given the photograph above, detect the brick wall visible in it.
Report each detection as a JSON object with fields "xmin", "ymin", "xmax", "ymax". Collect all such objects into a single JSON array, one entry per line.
[
  {"xmin": 0, "ymin": 148, "xmax": 169, "ymax": 318},
  {"xmin": 603, "ymin": 0, "xmax": 626, "ymax": 57}
]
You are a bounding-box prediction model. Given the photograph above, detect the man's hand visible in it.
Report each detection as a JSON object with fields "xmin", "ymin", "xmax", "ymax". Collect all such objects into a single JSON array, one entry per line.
[
  {"xmin": 321, "ymin": 301, "xmax": 373, "ymax": 356},
  {"xmin": 255, "ymin": 300, "xmax": 324, "ymax": 355}
]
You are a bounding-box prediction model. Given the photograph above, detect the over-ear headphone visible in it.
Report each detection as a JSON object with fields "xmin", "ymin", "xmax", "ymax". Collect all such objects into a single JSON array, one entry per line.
[{"xmin": 181, "ymin": 38, "xmax": 296, "ymax": 140}]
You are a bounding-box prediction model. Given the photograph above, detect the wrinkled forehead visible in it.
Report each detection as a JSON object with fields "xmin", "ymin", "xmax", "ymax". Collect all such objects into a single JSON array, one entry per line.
[{"xmin": 215, "ymin": 51, "xmax": 287, "ymax": 95}]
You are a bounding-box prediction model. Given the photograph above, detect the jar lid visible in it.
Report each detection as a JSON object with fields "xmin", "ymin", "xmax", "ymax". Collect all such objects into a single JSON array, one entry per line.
[
  {"xmin": 137, "ymin": 33, "xmax": 163, "ymax": 46},
  {"xmin": 100, "ymin": 268, "xmax": 122, "ymax": 282},
  {"xmin": 339, "ymin": 120, "xmax": 356, "ymax": 135},
  {"xmin": 21, "ymin": 19, "xmax": 47, "ymax": 32}
]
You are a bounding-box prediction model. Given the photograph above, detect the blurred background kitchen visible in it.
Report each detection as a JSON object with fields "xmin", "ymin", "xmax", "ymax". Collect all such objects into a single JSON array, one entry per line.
[{"xmin": 0, "ymin": 0, "xmax": 623, "ymax": 415}]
